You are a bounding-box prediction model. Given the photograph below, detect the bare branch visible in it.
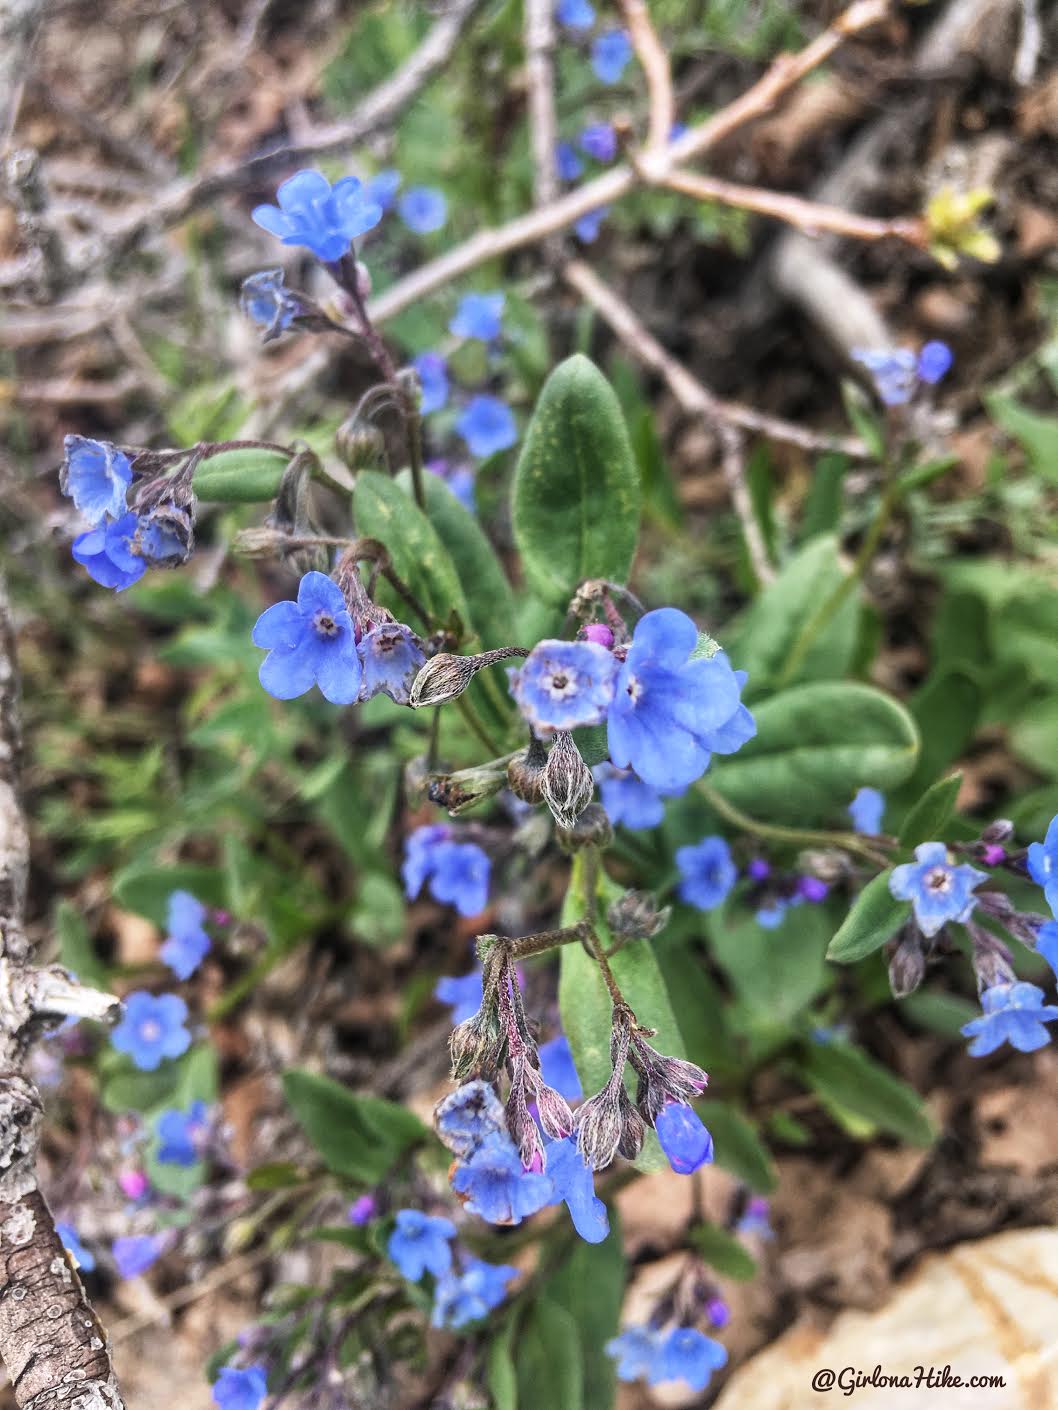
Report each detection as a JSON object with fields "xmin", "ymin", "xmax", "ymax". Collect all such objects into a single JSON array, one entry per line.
[
  {"xmin": 0, "ymin": 0, "xmax": 46, "ymax": 150},
  {"xmin": 368, "ymin": 0, "xmax": 894, "ymax": 324},
  {"xmin": 617, "ymin": 0, "xmax": 673, "ymax": 154},
  {"xmin": 525, "ymin": 0, "xmax": 559, "ymax": 210},
  {"xmin": 0, "ymin": 573, "xmax": 127, "ymax": 1409}
]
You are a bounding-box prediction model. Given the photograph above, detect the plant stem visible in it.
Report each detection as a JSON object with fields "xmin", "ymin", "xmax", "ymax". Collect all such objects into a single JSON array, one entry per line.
[
  {"xmin": 697, "ymin": 780, "xmax": 892, "ymax": 866},
  {"xmin": 455, "ymin": 696, "xmax": 503, "ymax": 755},
  {"xmin": 580, "ymin": 848, "xmax": 632, "ymax": 1010}
]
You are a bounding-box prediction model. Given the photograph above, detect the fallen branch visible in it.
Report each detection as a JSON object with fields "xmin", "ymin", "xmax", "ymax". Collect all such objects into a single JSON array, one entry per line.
[{"xmin": 0, "ymin": 573, "xmax": 128, "ymax": 1409}]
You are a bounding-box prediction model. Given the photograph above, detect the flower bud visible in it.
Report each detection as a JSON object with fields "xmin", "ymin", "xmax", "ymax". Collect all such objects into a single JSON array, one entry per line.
[
  {"xmin": 981, "ymin": 819, "xmax": 1015, "ymax": 845},
  {"xmin": 542, "ymin": 731, "xmax": 594, "ymax": 831},
  {"xmin": 628, "ymin": 1032, "xmax": 708, "ymax": 1124},
  {"xmin": 506, "ymin": 1063, "xmax": 545, "ymax": 1169},
  {"xmin": 449, "ymin": 1005, "xmax": 504, "ymax": 1082},
  {"xmin": 798, "ymin": 849, "xmax": 853, "ymax": 884},
  {"xmin": 885, "ymin": 926, "xmax": 926, "ymax": 998},
  {"xmin": 335, "ymin": 420, "xmax": 387, "ymax": 473},
  {"xmin": 409, "ymin": 653, "xmax": 478, "ymax": 708},
  {"xmin": 507, "ymin": 733, "xmax": 548, "ymax": 805},
  {"xmin": 616, "ymin": 1087, "xmax": 645, "ymax": 1160},
  {"xmin": 607, "ymin": 890, "xmax": 671, "ymax": 942},
  {"xmin": 575, "ymin": 1086, "xmax": 624, "ymax": 1171},
  {"xmin": 556, "ymin": 802, "xmax": 613, "ymax": 853},
  {"xmin": 427, "ymin": 758, "xmax": 510, "ymax": 815},
  {"xmin": 969, "ymin": 925, "xmax": 1017, "ymax": 993},
  {"xmin": 231, "ymin": 526, "xmax": 291, "ymax": 559}
]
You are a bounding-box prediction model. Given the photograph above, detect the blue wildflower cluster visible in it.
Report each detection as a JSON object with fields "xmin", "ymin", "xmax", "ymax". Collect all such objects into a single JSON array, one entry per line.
[
  {"xmin": 852, "ymin": 340, "xmax": 953, "ymax": 407},
  {"xmin": 509, "ymin": 607, "xmax": 754, "ymax": 793},
  {"xmin": 211, "ymin": 1365, "xmax": 268, "ymax": 1410},
  {"xmin": 155, "ymin": 1100, "xmax": 209, "ymax": 1166},
  {"xmin": 385, "ymin": 1207, "xmax": 518, "ymax": 1329},
  {"xmin": 159, "ymin": 889, "xmax": 211, "ymax": 980},
  {"xmin": 61, "ymin": 436, "xmax": 195, "ymax": 591},
  {"xmin": 403, "ymin": 824, "xmax": 491, "ymax": 917},
  {"xmin": 607, "ymin": 1324, "xmax": 728, "ymax": 1393}
]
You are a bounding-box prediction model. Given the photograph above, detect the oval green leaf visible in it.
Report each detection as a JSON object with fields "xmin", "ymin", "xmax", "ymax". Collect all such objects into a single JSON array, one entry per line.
[
  {"xmin": 826, "ymin": 869, "xmax": 909, "ymax": 964},
  {"xmin": 897, "ymin": 772, "xmax": 962, "ymax": 848},
  {"xmin": 512, "ymin": 355, "xmax": 640, "ymax": 605},
  {"xmin": 709, "ymin": 682, "xmax": 919, "ymax": 824}
]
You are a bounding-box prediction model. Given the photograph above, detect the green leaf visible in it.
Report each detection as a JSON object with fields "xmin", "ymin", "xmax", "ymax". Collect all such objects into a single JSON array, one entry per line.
[
  {"xmin": 559, "ymin": 862, "xmax": 684, "ymax": 1172},
  {"xmin": 841, "ymin": 381, "xmax": 885, "ymax": 460},
  {"xmin": 801, "ymin": 454, "xmax": 848, "ymax": 541},
  {"xmin": 515, "ymin": 1299, "xmax": 583, "ymax": 1410},
  {"xmin": 55, "ymin": 900, "xmax": 108, "ymax": 989},
  {"xmin": 247, "ymin": 1162, "xmax": 305, "ymax": 1191},
  {"xmin": 889, "ymin": 669, "xmax": 980, "ymax": 810},
  {"xmin": 708, "ymin": 682, "xmax": 919, "ymax": 824},
  {"xmin": 408, "ymin": 470, "xmax": 517, "ymax": 650},
  {"xmin": 708, "ymin": 903, "xmax": 830, "ymax": 1022},
  {"xmin": 797, "ymin": 1043, "xmax": 935, "ymax": 1145},
  {"xmin": 826, "ymin": 871, "xmax": 910, "ymax": 963},
  {"xmin": 282, "ymin": 1070, "xmax": 426, "ymax": 1183},
  {"xmin": 701, "ymin": 1101, "xmax": 777, "ymax": 1192},
  {"xmin": 512, "ymin": 355, "xmax": 640, "ymax": 605},
  {"xmin": 487, "ymin": 1330, "xmax": 518, "ymax": 1410},
  {"xmin": 898, "ymin": 773, "xmax": 962, "ymax": 847},
  {"xmin": 192, "ymin": 447, "xmax": 291, "ymax": 502},
  {"xmin": 900, "ymin": 990, "xmax": 979, "ymax": 1038},
  {"xmin": 111, "ymin": 862, "xmax": 226, "ymax": 928},
  {"xmin": 727, "ymin": 536, "xmax": 857, "ymax": 689},
  {"xmin": 101, "ymin": 1063, "xmax": 181, "ymax": 1114},
  {"xmin": 547, "ymin": 1218, "xmax": 625, "ymax": 1410},
  {"xmin": 986, "ymin": 394, "xmax": 1058, "ymax": 480},
  {"xmin": 689, "ymin": 1222, "xmax": 758, "ymax": 1280},
  {"xmin": 353, "ymin": 470, "xmax": 469, "ymax": 630}
]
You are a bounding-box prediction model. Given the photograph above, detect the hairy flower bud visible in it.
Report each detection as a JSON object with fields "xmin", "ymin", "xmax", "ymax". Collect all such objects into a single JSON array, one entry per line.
[
  {"xmin": 575, "ymin": 1085, "xmax": 624, "ymax": 1171},
  {"xmin": 628, "ymin": 1031, "xmax": 708, "ymax": 1124},
  {"xmin": 505, "ymin": 1063, "xmax": 545, "ymax": 1170},
  {"xmin": 607, "ymin": 889, "xmax": 671, "ymax": 942},
  {"xmin": 981, "ymin": 819, "xmax": 1015, "ymax": 845},
  {"xmin": 507, "ymin": 733, "xmax": 548, "ymax": 805},
  {"xmin": 556, "ymin": 802, "xmax": 613, "ymax": 853},
  {"xmin": 542, "ymin": 731, "xmax": 594, "ymax": 830},
  {"xmin": 335, "ymin": 420, "xmax": 387, "ymax": 473},
  {"xmin": 969, "ymin": 924, "xmax": 1018, "ymax": 993},
  {"xmin": 427, "ymin": 758, "xmax": 511, "ymax": 815},
  {"xmin": 231, "ymin": 526, "xmax": 291, "ymax": 559},
  {"xmin": 885, "ymin": 926, "xmax": 927, "ymax": 998},
  {"xmin": 410, "ymin": 645, "xmax": 529, "ymax": 709},
  {"xmin": 617, "ymin": 1087, "xmax": 646, "ymax": 1160}
]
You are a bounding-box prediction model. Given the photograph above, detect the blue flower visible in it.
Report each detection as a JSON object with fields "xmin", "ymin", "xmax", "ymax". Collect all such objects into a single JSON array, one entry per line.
[
  {"xmin": 348, "ymin": 1193, "xmax": 376, "ymax": 1224},
  {"xmin": 608, "ymin": 611, "xmax": 752, "ymax": 791},
  {"xmin": 676, "ymin": 836, "xmax": 736, "ymax": 911},
  {"xmin": 889, "ymin": 842, "xmax": 987, "ymax": 937},
  {"xmin": 252, "ymin": 571, "xmax": 361, "ymax": 704},
  {"xmin": 539, "ymin": 1034, "xmax": 582, "ymax": 1101},
  {"xmin": 357, "ymin": 622, "xmax": 426, "ymax": 705},
  {"xmin": 435, "ymin": 1080, "xmax": 509, "ymax": 1158},
  {"xmin": 595, "ymin": 764, "xmax": 669, "ymax": 829},
  {"xmin": 574, "ymin": 207, "xmax": 608, "ymax": 243},
  {"xmin": 450, "ymin": 292, "xmax": 505, "ymax": 341},
  {"xmin": 510, "ymin": 639, "xmax": 618, "ymax": 731},
  {"xmin": 591, "ymin": 30, "xmax": 633, "ymax": 83},
  {"xmin": 961, "ymin": 981, "xmax": 1058, "ymax": 1057},
  {"xmin": 239, "ymin": 269, "xmax": 301, "ymax": 342},
  {"xmin": 556, "ymin": 0, "xmax": 594, "ymax": 28},
  {"xmin": 606, "ymin": 1326, "xmax": 667, "ymax": 1383},
  {"xmin": 413, "ymin": 352, "xmax": 449, "ymax": 414},
  {"xmin": 60, "ymin": 435, "xmax": 132, "ymax": 524},
  {"xmin": 456, "ymin": 396, "xmax": 518, "ymax": 458},
  {"xmin": 111, "ymin": 991, "xmax": 191, "ymax": 1071},
  {"xmin": 755, "ymin": 901, "xmax": 787, "ymax": 929},
  {"xmin": 57, "ymin": 1222, "xmax": 96, "ymax": 1273},
  {"xmin": 159, "ymin": 889, "xmax": 210, "ymax": 980},
  {"xmin": 852, "ymin": 347, "xmax": 917, "ymax": 406},
  {"xmin": 364, "ymin": 168, "xmax": 402, "ymax": 212},
  {"xmin": 545, "ymin": 1136, "xmax": 609, "ymax": 1242},
  {"xmin": 736, "ymin": 1195, "xmax": 773, "ymax": 1238},
  {"xmin": 657, "ymin": 1327, "xmax": 728, "ymax": 1391},
  {"xmin": 432, "ymin": 1258, "xmax": 518, "ymax": 1329},
  {"xmin": 252, "ymin": 169, "xmax": 382, "ymax": 262},
  {"xmin": 579, "ymin": 122, "xmax": 618, "ymax": 162},
  {"xmin": 435, "ymin": 969, "xmax": 484, "ymax": 1025},
  {"xmin": 402, "ymin": 828, "xmax": 491, "ymax": 917},
  {"xmin": 556, "ymin": 141, "xmax": 584, "ymax": 182},
  {"xmin": 155, "ymin": 1100, "xmax": 208, "ymax": 1166},
  {"xmin": 399, "ymin": 186, "xmax": 448, "ymax": 234},
  {"xmin": 1028, "ymin": 814, "xmax": 1058, "ymax": 914},
  {"xmin": 71, "ymin": 512, "xmax": 147, "ymax": 591},
  {"xmin": 212, "ymin": 1365, "xmax": 268, "ymax": 1410},
  {"xmin": 387, "ymin": 1208, "xmax": 456, "ymax": 1281},
  {"xmin": 1037, "ymin": 921, "xmax": 1058, "ymax": 977},
  {"xmin": 917, "ymin": 340, "xmax": 953, "ymax": 384},
  {"xmin": 427, "ymin": 458, "xmax": 476, "ymax": 513},
  {"xmin": 797, "ymin": 875, "xmax": 829, "ymax": 903},
  {"xmin": 849, "ymin": 786, "xmax": 885, "ymax": 835},
  {"xmin": 451, "ymin": 1132, "xmax": 553, "ymax": 1225},
  {"xmin": 655, "ymin": 1102, "xmax": 714, "ymax": 1175},
  {"xmin": 112, "ymin": 1234, "xmax": 163, "ymax": 1278}
]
